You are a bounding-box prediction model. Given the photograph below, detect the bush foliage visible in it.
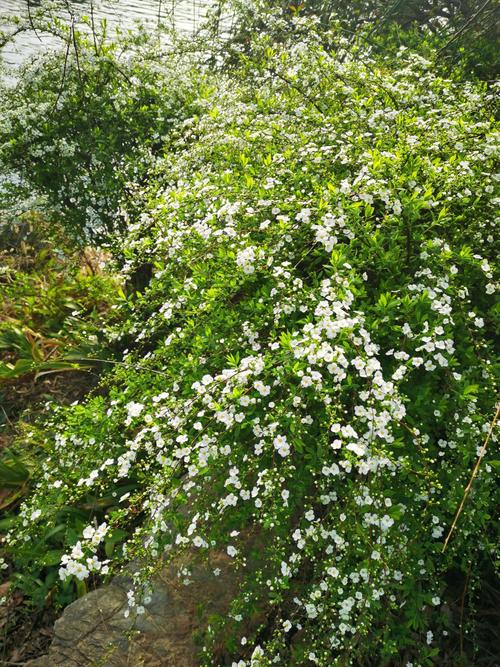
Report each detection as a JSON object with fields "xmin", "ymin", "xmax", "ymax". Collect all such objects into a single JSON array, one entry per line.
[
  {"xmin": 1, "ymin": 4, "xmax": 499, "ymax": 665},
  {"xmin": 0, "ymin": 19, "xmax": 205, "ymax": 242}
]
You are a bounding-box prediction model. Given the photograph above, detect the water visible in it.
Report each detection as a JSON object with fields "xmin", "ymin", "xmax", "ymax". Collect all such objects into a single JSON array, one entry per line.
[{"xmin": 0, "ymin": 0, "xmax": 220, "ymax": 70}]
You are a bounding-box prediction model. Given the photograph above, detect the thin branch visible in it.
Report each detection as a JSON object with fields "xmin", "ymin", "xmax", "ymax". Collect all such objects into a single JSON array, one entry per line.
[
  {"xmin": 158, "ymin": 0, "xmax": 163, "ymax": 29},
  {"xmin": 26, "ymin": 0, "xmax": 42, "ymax": 43},
  {"xmin": 266, "ymin": 65, "xmax": 326, "ymax": 116},
  {"xmin": 71, "ymin": 18, "xmax": 84, "ymax": 85},
  {"xmin": 90, "ymin": 0, "xmax": 99, "ymax": 56},
  {"xmin": 1, "ymin": 404, "xmax": 14, "ymax": 427},
  {"xmin": 366, "ymin": 0, "xmax": 407, "ymax": 40},
  {"xmin": 459, "ymin": 563, "xmax": 472, "ymax": 656},
  {"xmin": 59, "ymin": 356, "xmax": 173, "ymax": 378},
  {"xmin": 51, "ymin": 20, "xmax": 72, "ymax": 115},
  {"xmin": 442, "ymin": 403, "xmax": 499, "ymax": 552},
  {"xmin": 437, "ymin": 0, "xmax": 494, "ymax": 55},
  {"xmin": 0, "ymin": 26, "xmax": 25, "ymax": 50}
]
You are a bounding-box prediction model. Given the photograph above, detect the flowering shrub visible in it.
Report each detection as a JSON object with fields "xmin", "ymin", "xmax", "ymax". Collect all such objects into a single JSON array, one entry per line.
[
  {"xmin": 3, "ymin": 13, "xmax": 499, "ymax": 666},
  {"xmin": 230, "ymin": 0, "xmax": 500, "ymax": 81},
  {"xmin": 0, "ymin": 19, "xmax": 206, "ymax": 242}
]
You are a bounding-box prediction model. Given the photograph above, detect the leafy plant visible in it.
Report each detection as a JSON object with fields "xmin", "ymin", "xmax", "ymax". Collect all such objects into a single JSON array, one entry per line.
[
  {"xmin": 1, "ymin": 4, "xmax": 499, "ymax": 665},
  {"xmin": 0, "ymin": 15, "xmax": 206, "ymax": 242},
  {"xmin": 0, "ymin": 448, "xmax": 30, "ymax": 510}
]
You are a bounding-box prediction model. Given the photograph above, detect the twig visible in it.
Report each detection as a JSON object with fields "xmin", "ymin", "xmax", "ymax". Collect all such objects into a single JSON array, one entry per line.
[
  {"xmin": 90, "ymin": 0, "xmax": 99, "ymax": 56},
  {"xmin": 437, "ymin": 0, "xmax": 494, "ymax": 56},
  {"xmin": 70, "ymin": 17, "xmax": 84, "ymax": 85},
  {"xmin": 61, "ymin": 356, "xmax": 172, "ymax": 378},
  {"xmin": 0, "ymin": 26, "xmax": 25, "ymax": 50},
  {"xmin": 1, "ymin": 404, "xmax": 13, "ymax": 427},
  {"xmin": 442, "ymin": 403, "xmax": 499, "ymax": 552},
  {"xmin": 26, "ymin": 0, "xmax": 42, "ymax": 43},
  {"xmin": 365, "ymin": 0, "xmax": 406, "ymax": 40},
  {"xmin": 459, "ymin": 563, "xmax": 472, "ymax": 656},
  {"xmin": 267, "ymin": 65, "xmax": 325, "ymax": 116},
  {"xmin": 157, "ymin": 0, "xmax": 162, "ymax": 28},
  {"xmin": 52, "ymin": 20, "xmax": 72, "ymax": 115}
]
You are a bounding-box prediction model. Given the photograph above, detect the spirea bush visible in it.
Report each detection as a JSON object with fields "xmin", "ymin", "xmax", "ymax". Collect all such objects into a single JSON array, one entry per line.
[
  {"xmin": 4, "ymin": 18, "xmax": 499, "ymax": 665},
  {"xmin": 0, "ymin": 20, "xmax": 206, "ymax": 242}
]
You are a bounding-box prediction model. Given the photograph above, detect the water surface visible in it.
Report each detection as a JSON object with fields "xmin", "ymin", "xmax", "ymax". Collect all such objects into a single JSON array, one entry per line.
[{"xmin": 1, "ymin": 0, "xmax": 218, "ymax": 69}]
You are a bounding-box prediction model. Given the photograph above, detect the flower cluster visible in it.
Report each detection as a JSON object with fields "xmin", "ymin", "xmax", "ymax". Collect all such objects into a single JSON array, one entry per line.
[{"xmin": 58, "ymin": 523, "xmax": 110, "ymax": 581}]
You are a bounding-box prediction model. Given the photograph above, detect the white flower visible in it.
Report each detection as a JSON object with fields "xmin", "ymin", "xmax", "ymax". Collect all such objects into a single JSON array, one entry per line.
[
  {"xmin": 193, "ymin": 536, "xmax": 206, "ymax": 548},
  {"xmin": 305, "ymin": 603, "xmax": 318, "ymax": 619},
  {"xmin": 432, "ymin": 525, "xmax": 444, "ymax": 538},
  {"xmin": 70, "ymin": 541, "xmax": 84, "ymax": 559},
  {"xmin": 281, "ymin": 561, "xmax": 291, "ymax": 577},
  {"xmin": 72, "ymin": 562, "xmax": 89, "ymax": 581},
  {"xmin": 82, "ymin": 525, "xmax": 95, "ymax": 540},
  {"xmin": 126, "ymin": 401, "xmax": 144, "ymax": 418},
  {"xmin": 251, "ymin": 645, "xmax": 264, "ymax": 663},
  {"xmin": 392, "ymin": 199, "xmax": 402, "ymax": 215},
  {"xmin": 254, "ymin": 381, "xmax": 270, "ymax": 396},
  {"xmin": 236, "ymin": 246, "xmax": 257, "ymax": 274},
  {"xmin": 273, "ymin": 435, "xmax": 290, "ymax": 457}
]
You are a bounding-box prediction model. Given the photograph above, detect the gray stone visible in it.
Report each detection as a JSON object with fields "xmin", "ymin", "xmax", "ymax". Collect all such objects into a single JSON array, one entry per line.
[
  {"xmin": 24, "ymin": 549, "xmax": 252, "ymax": 667},
  {"xmin": 23, "ymin": 658, "xmax": 49, "ymax": 667}
]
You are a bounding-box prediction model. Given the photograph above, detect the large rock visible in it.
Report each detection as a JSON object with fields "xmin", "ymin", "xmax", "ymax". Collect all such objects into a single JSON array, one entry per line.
[{"xmin": 27, "ymin": 550, "xmax": 250, "ymax": 667}]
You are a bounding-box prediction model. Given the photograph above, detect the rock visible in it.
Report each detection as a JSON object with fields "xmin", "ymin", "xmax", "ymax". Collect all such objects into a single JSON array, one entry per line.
[
  {"xmin": 23, "ymin": 658, "xmax": 49, "ymax": 667},
  {"xmin": 26, "ymin": 550, "xmax": 251, "ymax": 667}
]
